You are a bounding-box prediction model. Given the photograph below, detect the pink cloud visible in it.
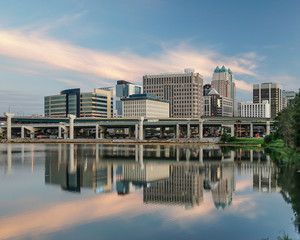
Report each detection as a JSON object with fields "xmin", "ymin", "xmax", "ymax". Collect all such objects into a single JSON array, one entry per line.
[{"xmin": 0, "ymin": 27, "xmax": 259, "ymax": 91}]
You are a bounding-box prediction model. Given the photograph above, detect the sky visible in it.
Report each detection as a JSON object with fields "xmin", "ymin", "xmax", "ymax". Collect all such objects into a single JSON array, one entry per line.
[{"xmin": 0, "ymin": 0, "xmax": 299, "ymax": 115}]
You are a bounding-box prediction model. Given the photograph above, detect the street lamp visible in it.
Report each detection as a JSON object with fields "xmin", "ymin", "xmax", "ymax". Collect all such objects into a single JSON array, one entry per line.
[{"xmin": 8, "ymin": 105, "xmax": 14, "ymax": 113}]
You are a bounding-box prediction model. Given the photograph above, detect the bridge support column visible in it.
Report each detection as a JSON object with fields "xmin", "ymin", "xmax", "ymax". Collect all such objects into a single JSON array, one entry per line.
[
  {"xmin": 176, "ymin": 124, "xmax": 180, "ymax": 138},
  {"xmin": 230, "ymin": 125, "xmax": 235, "ymax": 137},
  {"xmin": 5, "ymin": 113, "xmax": 14, "ymax": 140},
  {"xmin": 99, "ymin": 126, "xmax": 106, "ymax": 139},
  {"xmin": 176, "ymin": 147, "xmax": 180, "ymax": 162},
  {"xmin": 187, "ymin": 123, "xmax": 191, "ymax": 138},
  {"xmin": 30, "ymin": 131, "xmax": 35, "ymax": 139},
  {"xmin": 199, "ymin": 147, "xmax": 203, "ymax": 164},
  {"xmin": 58, "ymin": 126, "xmax": 62, "ymax": 138},
  {"xmin": 95, "ymin": 125, "xmax": 99, "ymax": 139},
  {"xmin": 21, "ymin": 126, "xmax": 25, "ymax": 139},
  {"xmin": 139, "ymin": 117, "xmax": 144, "ymax": 140},
  {"xmin": 250, "ymin": 149, "xmax": 253, "ymax": 162},
  {"xmin": 135, "ymin": 124, "xmax": 139, "ymax": 139},
  {"xmin": 199, "ymin": 119, "xmax": 203, "ymax": 139},
  {"xmin": 266, "ymin": 121, "xmax": 270, "ymax": 135},
  {"xmin": 160, "ymin": 127, "xmax": 165, "ymax": 138},
  {"xmin": 250, "ymin": 124, "xmax": 253, "ymax": 137},
  {"xmin": 68, "ymin": 114, "xmax": 76, "ymax": 140}
]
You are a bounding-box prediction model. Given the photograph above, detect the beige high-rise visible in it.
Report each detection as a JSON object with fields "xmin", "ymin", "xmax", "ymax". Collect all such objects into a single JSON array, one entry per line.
[
  {"xmin": 143, "ymin": 68, "xmax": 204, "ymax": 118},
  {"xmin": 211, "ymin": 66, "xmax": 236, "ymax": 116}
]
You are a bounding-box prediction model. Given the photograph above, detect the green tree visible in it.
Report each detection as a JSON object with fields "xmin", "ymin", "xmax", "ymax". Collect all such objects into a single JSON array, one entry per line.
[{"xmin": 275, "ymin": 90, "xmax": 300, "ymax": 152}]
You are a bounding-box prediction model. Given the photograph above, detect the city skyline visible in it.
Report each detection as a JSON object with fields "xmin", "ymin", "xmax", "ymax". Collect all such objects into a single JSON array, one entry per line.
[{"xmin": 0, "ymin": 0, "xmax": 300, "ymax": 115}]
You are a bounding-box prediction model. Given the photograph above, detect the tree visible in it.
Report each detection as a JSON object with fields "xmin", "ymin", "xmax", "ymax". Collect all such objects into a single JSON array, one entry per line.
[{"xmin": 275, "ymin": 90, "xmax": 300, "ymax": 152}]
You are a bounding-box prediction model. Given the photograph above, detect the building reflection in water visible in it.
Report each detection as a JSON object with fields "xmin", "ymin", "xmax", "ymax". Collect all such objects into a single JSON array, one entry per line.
[{"xmin": 1, "ymin": 144, "xmax": 279, "ymax": 209}]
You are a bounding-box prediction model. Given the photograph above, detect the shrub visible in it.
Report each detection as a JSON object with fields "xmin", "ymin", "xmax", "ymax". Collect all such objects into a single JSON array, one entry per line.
[
  {"xmin": 229, "ymin": 136, "xmax": 236, "ymax": 142},
  {"xmin": 221, "ymin": 133, "xmax": 231, "ymax": 142},
  {"xmin": 264, "ymin": 134, "xmax": 273, "ymax": 144}
]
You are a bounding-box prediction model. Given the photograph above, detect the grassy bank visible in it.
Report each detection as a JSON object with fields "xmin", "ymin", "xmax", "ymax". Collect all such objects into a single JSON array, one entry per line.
[
  {"xmin": 264, "ymin": 139, "xmax": 300, "ymax": 165},
  {"xmin": 220, "ymin": 133, "xmax": 264, "ymax": 146}
]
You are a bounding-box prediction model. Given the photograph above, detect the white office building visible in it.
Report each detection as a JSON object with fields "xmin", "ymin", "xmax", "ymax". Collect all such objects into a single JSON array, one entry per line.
[
  {"xmin": 238, "ymin": 100, "xmax": 271, "ymax": 118},
  {"xmin": 122, "ymin": 94, "xmax": 169, "ymax": 118}
]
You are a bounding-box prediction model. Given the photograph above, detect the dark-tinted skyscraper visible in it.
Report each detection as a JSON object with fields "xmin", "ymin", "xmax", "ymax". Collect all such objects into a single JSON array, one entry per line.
[{"xmin": 253, "ymin": 83, "xmax": 282, "ymax": 118}]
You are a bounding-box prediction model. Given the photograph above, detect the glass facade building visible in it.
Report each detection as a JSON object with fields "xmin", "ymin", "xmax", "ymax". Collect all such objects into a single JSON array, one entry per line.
[
  {"xmin": 115, "ymin": 80, "xmax": 143, "ymax": 117},
  {"xmin": 44, "ymin": 88, "xmax": 113, "ymax": 118}
]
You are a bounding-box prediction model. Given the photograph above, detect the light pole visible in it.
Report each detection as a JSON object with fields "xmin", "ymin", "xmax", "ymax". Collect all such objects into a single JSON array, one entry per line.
[{"xmin": 8, "ymin": 105, "xmax": 14, "ymax": 113}]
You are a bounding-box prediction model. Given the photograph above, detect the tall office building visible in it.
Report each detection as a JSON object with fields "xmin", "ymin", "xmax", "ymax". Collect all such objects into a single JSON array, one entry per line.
[
  {"xmin": 44, "ymin": 88, "xmax": 113, "ymax": 118},
  {"xmin": 211, "ymin": 66, "xmax": 236, "ymax": 116},
  {"xmin": 204, "ymin": 89, "xmax": 233, "ymax": 117},
  {"xmin": 115, "ymin": 80, "xmax": 143, "ymax": 117},
  {"xmin": 253, "ymin": 83, "xmax": 282, "ymax": 118},
  {"xmin": 143, "ymin": 68, "xmax": 204, "ymax": 118},
  {"xmin": 203, "ymin": 84, "xmax": 211, "ymax": 96}
]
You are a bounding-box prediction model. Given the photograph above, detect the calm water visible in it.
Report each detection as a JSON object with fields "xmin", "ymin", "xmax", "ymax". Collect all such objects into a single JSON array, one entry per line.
[{"xmin": 0, "ymin": 144, "xmax": 299, "ymax": 240}]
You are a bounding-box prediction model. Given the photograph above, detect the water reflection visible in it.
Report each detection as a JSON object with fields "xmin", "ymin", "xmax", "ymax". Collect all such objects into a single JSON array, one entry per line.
[
  {"xmin": 40, "ymin": 144, "xmax": 278, "ymax": 210},
  {"xmin": 0, "ymin": 144, "xmax": 299, "ymax": 240}
]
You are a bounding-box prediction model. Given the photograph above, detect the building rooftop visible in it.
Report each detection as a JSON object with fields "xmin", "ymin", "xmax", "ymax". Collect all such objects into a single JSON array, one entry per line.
[
  {"xmin": 214, "ymin": 66, "xmax": 232, "ymax": 74},
  {"xmin": 121, "ymin": 94, "xmax": 169, "ymax": 103},
  {"xmin": 208, "ymin": 88, "xmax": 219, "ymax": 95}
]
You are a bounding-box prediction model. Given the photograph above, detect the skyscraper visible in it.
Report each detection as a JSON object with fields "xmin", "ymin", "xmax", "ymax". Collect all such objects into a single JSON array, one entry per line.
[
  {"xmin": 253, "ymin": 83, "xmax": 282, "ymax": 118},
  {"xmin": 211, "ymin": 66, "xmax": 236, "ymax": 116},
  {"xmin": 115, "ymin": 80, "xmax": 143, "ymax": 117},
  {"xmin": 143, "ymin": 68, "xmax": 204, "ymax": 118}
]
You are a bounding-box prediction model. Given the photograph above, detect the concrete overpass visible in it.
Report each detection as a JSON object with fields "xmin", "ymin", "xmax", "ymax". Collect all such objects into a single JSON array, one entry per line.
[{"xmin": 0, "ymin": 114, "xmax": 273, "ymax": 140}]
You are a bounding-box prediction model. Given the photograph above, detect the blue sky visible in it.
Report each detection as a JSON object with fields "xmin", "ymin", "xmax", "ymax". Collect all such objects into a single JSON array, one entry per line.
[{"xmin": 0, "ymin": 0, "xmax": 299, "ymax": 115}]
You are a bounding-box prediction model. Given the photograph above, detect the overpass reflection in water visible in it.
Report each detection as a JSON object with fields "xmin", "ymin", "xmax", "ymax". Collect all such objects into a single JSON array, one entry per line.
[
  {"xmin": 40, "ymin": 144, "xmax": 279, "ymax": 209},
  {"xmin": 0, "ymin": 144, "xmax": 278, "ymax": 209}
]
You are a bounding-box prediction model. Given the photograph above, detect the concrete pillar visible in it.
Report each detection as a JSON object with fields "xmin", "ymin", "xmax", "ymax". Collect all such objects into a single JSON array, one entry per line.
[
  {"xmin": 69, "ymin": 144, "xmax": 75, "ymax": 173},
  {"xmin": 58, "ymin": 144, "xmax": 62, "ymax": 165},
  {"xmin": 5, "ymin": 113, "xmax": 14, "ymax": 140},
  {"xmin": 155, "ymin": 145, "xmax": 161, "ymax": 158},
  {"xmin": 250, "ymin": 149, "xmax": 253, "ymax": 162},
  {"xmin": 266, "ymin": 121, "xmax": 270, "ymax": 135},
  {"xmin": 58, "ymin": 126, "xmax": 62, "ymax": 138},
  {"xmin": 139, "ymin": 145, "xmax": 144, "ymax": 170},
  {"xmin": 186, "ymin": 149, "xmax": 190, "ymax": 162},
  {"xmin": 99, "ymin": 126, "xmax": 106, "ymax": 139},
  {"xmin": 250, "ymin": 124, "xmax": 253, "ymax": 138},
  {"xmin": 63, "ymin": 132, "xmax": 68, "ymax": 139},
  {"xmin": 199, "ymin": 119, "xmax": 203, "ymax": 139},
  {"xmin": 7, "ymin": 144, "xmax": 12, "ymax": 174},
  {"xmin": 21, "ymin": 144, "xmax": 25, "ymax": 164},
  {"xmin": 187, "ymin": 123, "xmax": 191, "ymax": 138},
  {"xmin": 176, "ymin": 124, "xmax": 180, "ymax": 138},
  {"xmin": 266, "ymin": 155, "xmax": 271, "ymax": 164},
  {"xmin": 199, "ymin": 147, "xmax": 203, "ymax": 164},
  {"xmin": 21, "ymin": 126, "xmax": 25, "ymax": 139},
  {"xmin": 68, "ymin": 114, "xmax": 76, "ymax": 140},
  {"xmin": 135, "ymin": 145, "xmax": 139, "ymax": 162},
  {"xmin": 30, "ymin": 131, "xmax": 35, "ymax": 139},
  {"xmin": 95, "ymin": 125, "xmax": 99, "ymax": 139},
  {"xmin": 176, "ymin": 147, "xmax": 180, "ymax": 162},
  {"xmin": 139, "ymin": 117, "xmax": 144, "ymax": 140},
  {"xmin": 160, "ymin": 127, "xmax": 165, "ymax": 138},
  {"xmin": 230, "ymin": 125, "xmax": 235, "ymax": 137},
  {"xmin": 135, "ymin": 124, "xmax": 139, "ymax": 139},
  {"xmin": 96, "ymin": 144, "xmax": 99, "ymax": 163}
]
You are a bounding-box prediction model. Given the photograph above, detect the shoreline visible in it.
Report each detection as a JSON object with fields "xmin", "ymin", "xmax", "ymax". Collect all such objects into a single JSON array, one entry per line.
[
  {"xmin": 0, "ymin": 138, "xmax": 263, "ymax": 147},
  {"xmin": 0, "ymin": 138, "xmax": 220, "ymax": 145}
]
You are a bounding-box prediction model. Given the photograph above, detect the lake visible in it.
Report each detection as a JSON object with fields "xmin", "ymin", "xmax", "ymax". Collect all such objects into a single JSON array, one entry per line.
[{"xmin": 0, "ymin": 144, "xmax": 299, "ymax": 240}]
